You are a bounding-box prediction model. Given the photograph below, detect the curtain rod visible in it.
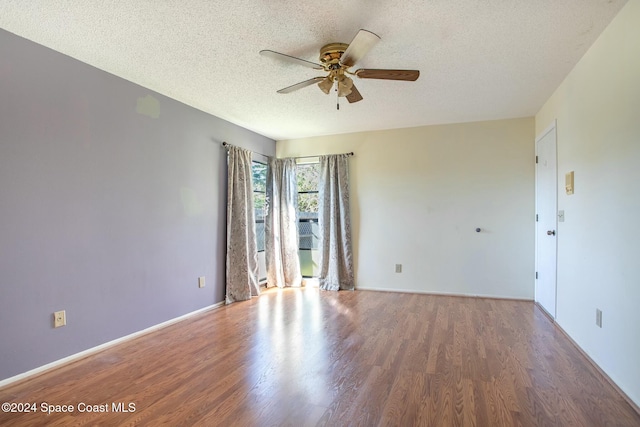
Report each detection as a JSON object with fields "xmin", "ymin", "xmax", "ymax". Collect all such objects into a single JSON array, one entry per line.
[
  {"xmin": 222, "ymin": 141, "xmax": 271, "ymax": 158},
  {"xmin": 295, "ymin": 152, "xmax": 354, "ymax": 159},
  {"xmin": 222, "ymin": 141, "xmax": 354, "ymax": 159}
]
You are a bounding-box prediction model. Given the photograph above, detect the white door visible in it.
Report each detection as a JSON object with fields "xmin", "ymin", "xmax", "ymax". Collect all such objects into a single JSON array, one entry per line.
[{"xmin": 535, "ymin": 122, "xmax": 558, "ymax": 318}]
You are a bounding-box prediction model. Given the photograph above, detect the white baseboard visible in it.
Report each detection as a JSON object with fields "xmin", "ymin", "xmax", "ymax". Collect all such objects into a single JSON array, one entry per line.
[
  {"xmin": 553, "ymin": 320, "xmax": 640, "ymax": 415},
  {"xmin": 355, "ymin": 286, "xmax": 533, "ymax": 301},
  {"xmin": 0, "ymin": 301, "xmax": 225, "ymax": 388}
]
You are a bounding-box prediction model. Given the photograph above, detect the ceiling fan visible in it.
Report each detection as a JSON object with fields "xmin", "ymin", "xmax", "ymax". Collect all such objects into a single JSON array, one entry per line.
[{"xmin": 260, "ymin": 29, "xmax": 420, "ymax": 108}]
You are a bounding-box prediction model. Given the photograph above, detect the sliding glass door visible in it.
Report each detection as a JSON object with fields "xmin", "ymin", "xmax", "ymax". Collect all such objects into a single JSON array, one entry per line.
[{"xmin": 296, "ymin": 162, "xmax": 320, "ymax": 278}]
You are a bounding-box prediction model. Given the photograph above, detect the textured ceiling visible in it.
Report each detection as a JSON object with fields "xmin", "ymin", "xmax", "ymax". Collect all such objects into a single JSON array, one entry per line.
[{"xmin": 0, "ymin": 0, "xmax": 627, "ymax": 141}]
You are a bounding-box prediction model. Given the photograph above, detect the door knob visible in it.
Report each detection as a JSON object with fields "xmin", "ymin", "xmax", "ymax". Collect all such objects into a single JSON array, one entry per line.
[{"xmin": 547, "ymin": 230, "xmax": 556, "ymax": 236}]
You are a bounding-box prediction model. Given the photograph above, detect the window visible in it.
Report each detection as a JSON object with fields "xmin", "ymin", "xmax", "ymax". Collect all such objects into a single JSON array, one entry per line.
[
  {"xmin": 296, "ymin": 162, "xmax": 320, "ymax": 277},
  {"xmin": 252, "ymin": 161, "xmax": 267, "ymax": 282}
]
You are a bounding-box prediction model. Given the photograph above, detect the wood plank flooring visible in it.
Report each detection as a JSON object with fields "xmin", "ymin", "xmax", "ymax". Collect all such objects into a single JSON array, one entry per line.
[{"xmin": 1, "ymin": 288, "xmax": 639, "ymax": 426}]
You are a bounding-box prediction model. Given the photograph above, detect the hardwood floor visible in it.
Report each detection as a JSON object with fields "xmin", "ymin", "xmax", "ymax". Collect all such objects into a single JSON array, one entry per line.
[{"xmin": 1, "ymin": 288, "xmax": 639, "ymax": 426}]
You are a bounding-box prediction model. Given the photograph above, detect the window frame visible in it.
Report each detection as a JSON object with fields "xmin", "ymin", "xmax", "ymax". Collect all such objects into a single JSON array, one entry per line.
[{"xmin": 251, "ymin": 159, "xmax": 267, "ymax": 254}]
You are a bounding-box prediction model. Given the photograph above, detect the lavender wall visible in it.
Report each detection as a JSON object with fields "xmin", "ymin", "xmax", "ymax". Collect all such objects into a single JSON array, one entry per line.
[{"xmin": 0, "ymin": 29, "xmax": 275, "ymax": 381}]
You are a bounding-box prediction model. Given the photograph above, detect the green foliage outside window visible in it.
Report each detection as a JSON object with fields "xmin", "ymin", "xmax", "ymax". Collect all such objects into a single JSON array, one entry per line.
[{"xmin": 297, "ymin": 163, "xmax": 320, "ymax": 214}]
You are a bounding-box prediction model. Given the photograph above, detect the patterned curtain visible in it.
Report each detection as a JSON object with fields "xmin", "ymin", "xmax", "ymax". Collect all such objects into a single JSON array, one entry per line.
[
  {"xmin": 265, "ymin": 158, "xmax": 302, "ymax": 288},
  {"xmin": 318, "ymin": 154, "xmax": 354, "ymax": 290},
  {"xmin": 225, "ymin": 146, "xmax": 260, "ymax": 303}
]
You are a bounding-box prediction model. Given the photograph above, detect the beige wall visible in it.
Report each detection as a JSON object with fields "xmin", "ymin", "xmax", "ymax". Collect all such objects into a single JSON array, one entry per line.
[
  {"xmin": 536, "ymin": 0, "xmax": 640, "ymax": 406},
  {"xmin": 278, "ymin": 117, "xmax": 535, "ymax": 299}
]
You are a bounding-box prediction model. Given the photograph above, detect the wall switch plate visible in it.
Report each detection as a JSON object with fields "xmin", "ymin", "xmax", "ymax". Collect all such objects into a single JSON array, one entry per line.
[
  {"xmin": 395, "ymin": 264, "xmax": 402, "ymax": 273},
  {"xmin": 596, "ymin": 308, "xmax": 603, "ymax": 328},
  {"xmin": 558, "ymin": 210, "xmax": 565, "ymax": 222},
  {"xmin": 54, "ymin": 310, "xmax": 66, "ymax": 328},
  {"xmin": 198, "ymin": 277, "xmax": 205, "ymax": 288}
]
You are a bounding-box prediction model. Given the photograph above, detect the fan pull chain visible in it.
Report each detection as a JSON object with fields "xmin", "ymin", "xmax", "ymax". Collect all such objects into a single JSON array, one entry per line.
[{"xmin": 336, "ymin": 81, "xmax": 339, "ymax": 110}]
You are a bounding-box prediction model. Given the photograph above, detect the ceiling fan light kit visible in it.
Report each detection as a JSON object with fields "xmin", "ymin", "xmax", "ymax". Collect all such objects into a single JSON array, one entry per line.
[
  {"xmin": 318, "ymin": 76, "xmax": 334, "ymax": 94},
  {"xmin": 260, "ymin": 29, "xmax": 420, "ymax": 108}
]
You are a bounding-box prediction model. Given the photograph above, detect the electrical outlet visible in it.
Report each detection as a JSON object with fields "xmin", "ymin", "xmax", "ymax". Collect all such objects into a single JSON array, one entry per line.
[
  {"xmin": 198, "ymin": 276, "xmax": 205, "ymax": 288},
  {"xmin": 596, "ymin": 308, "xmax": 602, "ymax": 328},
  {"xmin": 395, "ymin": 264, "xmax": 402, "ymax": 273},
  {"xmin": 53, "ymin": 310, "xmax": 66, "ymax": 328}
]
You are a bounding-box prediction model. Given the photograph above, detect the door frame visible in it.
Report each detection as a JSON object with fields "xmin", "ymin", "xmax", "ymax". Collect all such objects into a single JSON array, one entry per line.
[{"xmin": 535, "ymin": 120, "xmax": 558, "ymax": 319}]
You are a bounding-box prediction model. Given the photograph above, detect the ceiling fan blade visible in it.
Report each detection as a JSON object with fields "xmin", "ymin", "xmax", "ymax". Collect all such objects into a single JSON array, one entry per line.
[
  {"xmin": 340, "ymin": 29, "xmax": 380, "ymax": 67},
  {"xmin": 346, "ymin": 83, "xmax": 363, "ymax": 103},
  {"xmin": 260, "ymin": 50, "xmax": 324, "ymax": 70},
  {"xmin": 355, "ymin": 69, "xmax": 420, "ymax": 81},
  {"xmin": 277, "ymin": 77, "xmax": 326, "ymax": 94}
]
